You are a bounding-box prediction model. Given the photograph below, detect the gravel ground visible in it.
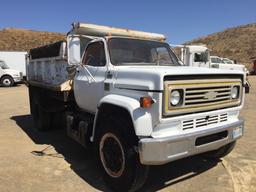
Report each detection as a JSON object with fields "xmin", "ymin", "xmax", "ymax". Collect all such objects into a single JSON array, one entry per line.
[{"xmin": 0, "ymin": 77, "xmax": 255, "ymax": 192}]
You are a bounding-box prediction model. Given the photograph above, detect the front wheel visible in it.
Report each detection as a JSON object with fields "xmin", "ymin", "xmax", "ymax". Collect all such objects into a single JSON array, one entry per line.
[
  {"xmin": 1, "ymin": 76, "xmax": 14, "ymax": 87},
  {"xmin": 96, "ymin": 120, "xmax": 149, "ymax": 192},
  {"xmin": 201, "ymin": 141, "xmax": 236, "ymax": 159}
]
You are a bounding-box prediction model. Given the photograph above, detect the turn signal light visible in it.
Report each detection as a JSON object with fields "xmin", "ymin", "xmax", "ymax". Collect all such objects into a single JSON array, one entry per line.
[{"xmin": 140, "ymin": 96, "xmax": 154, "ymax": 108}]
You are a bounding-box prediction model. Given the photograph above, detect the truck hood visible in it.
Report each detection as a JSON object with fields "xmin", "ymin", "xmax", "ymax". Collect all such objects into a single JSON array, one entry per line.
[
  {"xmin": 114, "ymin": 65, "xmax": 244, "ymax": 91},
  {"xmin": 2, "ymin": 69, "xmax": 20, "ymax": 75}
]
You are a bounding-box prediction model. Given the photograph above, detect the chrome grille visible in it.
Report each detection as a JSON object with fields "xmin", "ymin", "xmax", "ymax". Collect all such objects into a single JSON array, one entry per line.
[
  {"xmin": 184, "ymin": 86, "xmax": 231, "ymax": 106},
  {"xmin": 182, "ymin": 113, "xmax": 228, "ymax": 130}
]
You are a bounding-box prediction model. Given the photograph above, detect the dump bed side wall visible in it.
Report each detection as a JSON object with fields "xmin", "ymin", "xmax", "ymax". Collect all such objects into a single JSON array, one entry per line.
[
  {"xmin": 26, "ymin": 41, "xmax": 72, "ymax": 91},
  {"xmin": 27, "ymin": 57, "xmax": 70, "ymax": 90}
]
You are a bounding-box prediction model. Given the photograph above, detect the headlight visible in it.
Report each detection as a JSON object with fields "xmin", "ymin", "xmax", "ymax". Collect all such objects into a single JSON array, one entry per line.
[
  {"xmin": 170, "ymin": 90, "xmax": 182, "ymax": 106},
  {"xmin": 231, "ymin": 86, "xmax": 239, "ymax": 99}
]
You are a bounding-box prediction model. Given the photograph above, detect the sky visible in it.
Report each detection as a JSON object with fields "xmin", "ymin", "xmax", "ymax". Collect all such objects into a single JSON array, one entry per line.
[{"xmin": 0, "ymin": 0, "xmax": 255, "ymax": 44}]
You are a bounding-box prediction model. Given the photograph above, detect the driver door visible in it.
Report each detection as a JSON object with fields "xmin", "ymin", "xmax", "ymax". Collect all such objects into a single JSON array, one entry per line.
[{"xmin": 73, "ymin": 41, "xmax": 107, "ymax": 113}]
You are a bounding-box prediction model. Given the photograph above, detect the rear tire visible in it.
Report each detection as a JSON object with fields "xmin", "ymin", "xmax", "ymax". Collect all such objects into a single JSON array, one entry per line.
[
  {"xmin": 96, "ymin": 116, "xmax": 149, "ymax": 192},
  {"xmin": 1, "ymin": 76, "xmax": 14, "ymax": 87},
  {"xmin": 201, "ymin": 141, "xmax": 236, "ymax": 159},
  {"xmin": 31, "ymin": 98, "xmax": 52, "ymax": 131}
]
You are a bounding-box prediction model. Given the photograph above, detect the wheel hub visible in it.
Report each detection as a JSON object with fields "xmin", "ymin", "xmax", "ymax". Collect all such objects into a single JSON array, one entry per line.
[
  {"xmin": 99, "ymin": 133, "xmax": 125, "ymax": 178},
  {"xmin": 3, "ymin": 79, "xmax": 11, "ymax": 86}
]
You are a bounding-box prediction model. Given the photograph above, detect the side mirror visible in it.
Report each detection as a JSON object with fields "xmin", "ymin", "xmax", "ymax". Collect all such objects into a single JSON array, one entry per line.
[{"xmin": 68, "ymin": 36, "xmax": 81, "ymax": 65}]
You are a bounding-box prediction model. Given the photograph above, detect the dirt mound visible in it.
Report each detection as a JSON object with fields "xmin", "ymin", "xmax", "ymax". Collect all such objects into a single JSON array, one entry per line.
[{"xmin": 0, "ymin": 28, "xmax": 65, "ymax": 52}]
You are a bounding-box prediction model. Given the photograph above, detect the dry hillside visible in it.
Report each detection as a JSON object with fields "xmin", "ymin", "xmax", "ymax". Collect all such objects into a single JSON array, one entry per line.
[
  {"xmin": 187, "ymin": 23, "xmax": 256, "ymax": 66},
  {"xmin": 0, "ymin": 28, "xmax": 65, "ymax": 51}
]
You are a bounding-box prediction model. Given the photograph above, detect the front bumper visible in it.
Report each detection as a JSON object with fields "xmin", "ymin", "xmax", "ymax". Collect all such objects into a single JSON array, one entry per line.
[
  {"xmin": 138, "ymin": 119, "xmax": 244, "ymax": 165},
  {"xmin": 13, "ymin": 76, "xmax": 22, "ymax": 83}
]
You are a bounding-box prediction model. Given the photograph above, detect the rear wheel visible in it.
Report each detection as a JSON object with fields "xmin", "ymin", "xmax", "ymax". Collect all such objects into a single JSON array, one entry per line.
[
  {"xmin": 1, "ymin": 76, "xmax": 14, "ymax": 87},
  {"xmin": 96, "ymin": 116, "xmax": 149, "ymax": 192},
  {"xmin": 31, "ymin": 97, "xmax": 52, "ymax": 131},
  {"xmin": 202, "ymin": 141, "xmax": 236, "ymax": 159}
]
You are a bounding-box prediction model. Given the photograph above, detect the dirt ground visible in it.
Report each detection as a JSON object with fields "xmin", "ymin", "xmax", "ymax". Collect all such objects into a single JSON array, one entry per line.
[{"xmin": 0, "ymin": 77, "xmax": 256, "ymax": 192}]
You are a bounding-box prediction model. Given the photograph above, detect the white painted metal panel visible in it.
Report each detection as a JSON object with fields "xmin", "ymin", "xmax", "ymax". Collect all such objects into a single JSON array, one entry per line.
[{"xmin": 27, "ymin": 57, "xmax": 70, "ymax": 90}]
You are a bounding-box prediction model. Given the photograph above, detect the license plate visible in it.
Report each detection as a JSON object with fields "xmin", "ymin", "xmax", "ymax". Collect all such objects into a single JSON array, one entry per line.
[{"xmin": 232, "ymin": 126, "xmax": 243, "ymax": 139}]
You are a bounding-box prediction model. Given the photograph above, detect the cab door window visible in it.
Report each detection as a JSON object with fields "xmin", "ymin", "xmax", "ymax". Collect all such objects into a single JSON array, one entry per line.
[{"xmin": 82, "ymin": 42, "xmax": 106, "ymax": 67}]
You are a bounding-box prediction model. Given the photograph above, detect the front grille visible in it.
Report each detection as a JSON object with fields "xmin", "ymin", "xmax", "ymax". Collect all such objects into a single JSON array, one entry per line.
[
  {"xmin": 182, "ymin": 113, "xmax": 228, "ymax": 130},
  {"xmin": 163, "ymin": 79, "xmax": 242, "ymax": 116},
  {"xmin": 185, "ymin": 86, "xmax": 231, "ymax": 106}
]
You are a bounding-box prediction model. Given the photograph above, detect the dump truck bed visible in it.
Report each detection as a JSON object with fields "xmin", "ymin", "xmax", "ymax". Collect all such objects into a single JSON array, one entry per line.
[{"xmin": 26, "ymin": 41, "xmax": 72, "ymax": 91}]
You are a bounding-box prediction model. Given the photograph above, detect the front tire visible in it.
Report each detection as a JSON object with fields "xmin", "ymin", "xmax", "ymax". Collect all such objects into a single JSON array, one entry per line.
[
  {"xmin": 1, "ymin": 76, "xmax": 14, "ymax": 87},
  {"xmin": 202, "ymin": 141, "xmax": 236, "ymax": 159},
  {"xmin": 96, "ymin": 117, "xmax": 149, "ymax": 192}
]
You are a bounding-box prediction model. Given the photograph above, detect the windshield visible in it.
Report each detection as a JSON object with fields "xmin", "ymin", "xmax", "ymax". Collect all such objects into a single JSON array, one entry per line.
[
  {"xmin": 0, "ymin": 61, "xmax": 9, "ymax": 69},
  {"xmin": 108, "ymin": 38, "xmax": 180, "ymax": 66},
  {"xmin": 211, "ymin": 57, "xmax": 224, "ymax": 64},
  {"xmin": 222, "ymin": 58, "xmax": 233, "ymax": 64}
]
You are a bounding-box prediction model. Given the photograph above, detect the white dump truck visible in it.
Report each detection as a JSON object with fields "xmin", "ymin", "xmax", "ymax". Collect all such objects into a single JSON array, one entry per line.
[{"xmin": 26, "ymin": 23, "xmax": 245, "ymax": 192}]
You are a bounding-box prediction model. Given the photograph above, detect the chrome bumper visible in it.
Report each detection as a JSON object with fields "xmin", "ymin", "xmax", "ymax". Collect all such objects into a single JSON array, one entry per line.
[
  {"xmin": 13, "ymin": 77, "xmax": 22, "ymax": 83},
  {"xmin": 139, "ymin": 119, "xmax": 244, "ymax": 165}
]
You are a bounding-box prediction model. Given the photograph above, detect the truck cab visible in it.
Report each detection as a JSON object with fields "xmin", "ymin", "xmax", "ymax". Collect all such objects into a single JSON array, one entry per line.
[
  {"xmin": 178, "ymin": 45, "xmax": 210, "ymax": 68},
  {"xmin": 170, "ymin": 44, "xmax": 210, "ymax": 67},
  {"xmin": 26, "ymin": 23, "xmax": 246, "ymax": 192},
  {"xmin": 0, "ymin": 60, "xmax": 22, "ymax": 87}
]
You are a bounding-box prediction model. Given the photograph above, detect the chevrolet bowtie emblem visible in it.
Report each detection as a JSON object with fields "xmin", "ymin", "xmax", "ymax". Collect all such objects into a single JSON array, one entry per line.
[{"xmin": 204, "ymin": 91, "xmax": 218, "ymax": 100}]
